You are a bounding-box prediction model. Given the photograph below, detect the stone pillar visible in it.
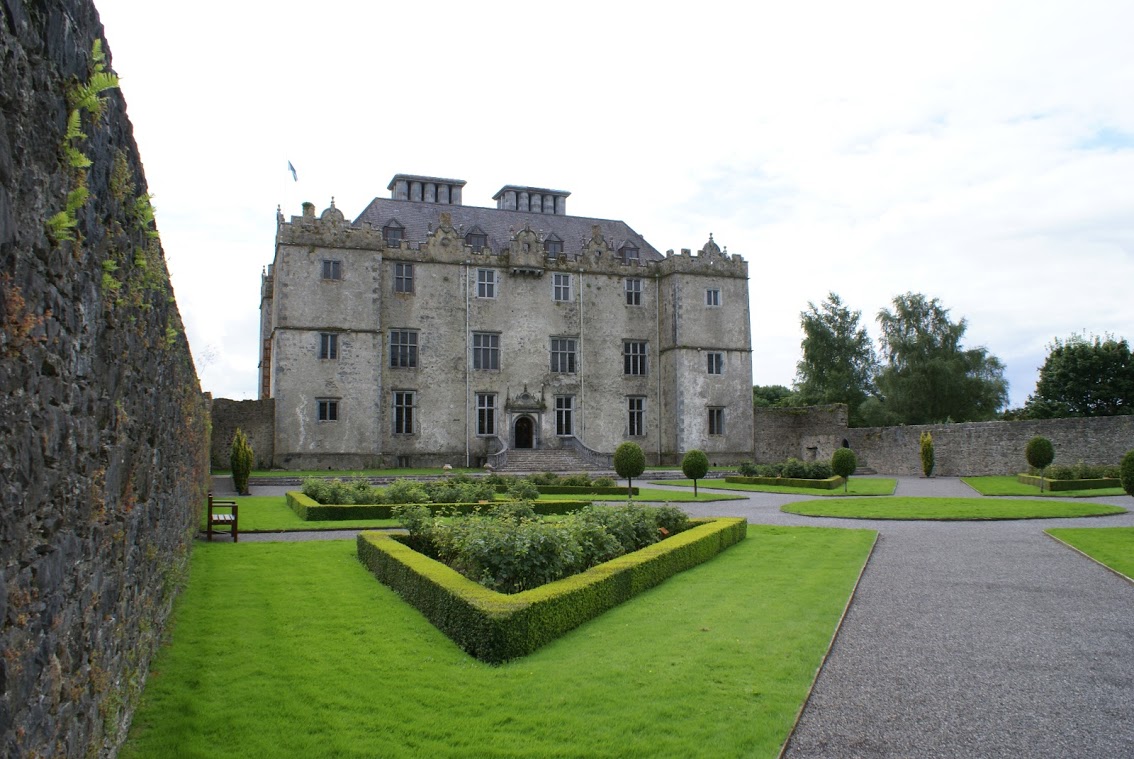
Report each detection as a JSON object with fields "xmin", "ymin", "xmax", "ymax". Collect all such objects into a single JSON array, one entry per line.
[
  {"xmin": 451, "ymin": 186, "xmax": 462, "ymax": 205},
  {"xmin": 518, "ymin": 191, "xmax": 529, "ymax": 211},
  {"xmin": 424, "ymin": 182, "xmax": 436, "ymax": 203},
  {"xmin": 531, "ymin": 194, "xmax": 542, "ymax": 213},
  {"xmin": 438, "ymin": 184, "xmax": 450, "ymax": 204},
  {"xmin": 393, "ymin": 179, "xmax": 408, "ymax": 200},
  {"xmin": 555, "ymin": 196, "xmax": 567, "ymax": 215},
  {"xmin": 410, "ymin": 182, "xmax": 422, "ymax": 201}
]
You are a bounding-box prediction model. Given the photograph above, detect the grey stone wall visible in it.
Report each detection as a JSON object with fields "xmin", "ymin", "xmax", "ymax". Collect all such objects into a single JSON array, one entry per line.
[
  {"xmin": 0, "ymin": 4, "xmax": 210, "ymax": 757},
  {"xmin": 755, "ymin": 405, "xmax": 1134, "ymax": 476},
  {"xmin": 210, "ymin": 398, "xmax": 274, "ymax": 470}
]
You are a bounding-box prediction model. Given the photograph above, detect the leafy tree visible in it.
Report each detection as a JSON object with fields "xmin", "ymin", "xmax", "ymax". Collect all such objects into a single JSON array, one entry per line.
[
  {"xmin": 1120, "ymin": 451, "xmax": 1134, "ymax": 499},
  {"xmin": 794, "ymin": 293, "xmax": 877, "ymax": 423},
  {"xmin": 874, "ymin": 292, "xmax": 1008, "ymax": 424},
  {"xmin": 230, "ymin": 428, "xmax": 254, "ymax": 495},
  {"xmin": 831, "ymin": 448, "xmax": 857, "ymax": 493},
  {"xmin": 681, "ymin": 449, "xmax": 710, "ymax": 496},
  {"xmin": 919, "ymin": 431, "xmax": 935, "ymax": 477},
  {"xmin": 752, "ymin": 384, "xmax": 797, "ymax": 408},
  {"xmin": 1022, "ymin": 333, "xmax": 1134, "ymax": 418},
  {"xmin": 613, "ymin": 442, "xmax": 645, "ymax": 499},
  {"xmin": 1025, "ymin": 436, "xmax": 1055, "ymax": 492}
]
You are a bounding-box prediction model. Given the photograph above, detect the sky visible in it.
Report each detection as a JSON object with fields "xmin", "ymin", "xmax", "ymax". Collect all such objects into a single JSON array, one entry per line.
[{"xmin": 94, "ymin": 0, "xmax": 1134, "ymax": 409}]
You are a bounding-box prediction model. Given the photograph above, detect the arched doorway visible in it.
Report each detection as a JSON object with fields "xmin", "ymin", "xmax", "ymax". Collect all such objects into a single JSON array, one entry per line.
[{"xmin": 514, "ymin": 417, "xmax": 534, "ymax": 449}]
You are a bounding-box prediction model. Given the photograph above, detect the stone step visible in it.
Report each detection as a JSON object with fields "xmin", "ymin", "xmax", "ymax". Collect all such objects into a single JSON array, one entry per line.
[{"xmin": 498, "ymin": 449, "xmax": 597, "ymax": 473}]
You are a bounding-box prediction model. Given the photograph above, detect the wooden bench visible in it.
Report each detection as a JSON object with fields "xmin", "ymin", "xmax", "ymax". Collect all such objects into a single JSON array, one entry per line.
[{"xmin": 207, "ymin": 492, "xmax": 239, "ymax": 542}]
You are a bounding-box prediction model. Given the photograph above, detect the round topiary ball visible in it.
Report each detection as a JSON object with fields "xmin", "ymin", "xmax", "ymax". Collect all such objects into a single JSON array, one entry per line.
[{"xmin": 1025, "ymin": 436, "xmax": 1055, "ymax": 472}]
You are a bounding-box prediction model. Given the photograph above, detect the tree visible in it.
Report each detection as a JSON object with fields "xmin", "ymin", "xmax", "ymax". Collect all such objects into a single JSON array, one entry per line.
[
  {"xmin": 682, "ymin": 449, "xmax": 710, "ymax": 496},
  {"xmin": 919, "ymin": 431, "xmax": 935, "ymax": 477},
  {"xmin": 230, "ymin": 428, "xmax": 254, "ymax": 496},
  {"xmin": 794, "ymin": 293, "xmax": 877, "ymax": 423},
  {"xmin": 1120, "ymin": 450, "xmax": 1134, "ymax": 499},
  {"xmin": 613, "ymin": 442, "xmax": 645, "ymax": 500},
  {"xmin": 831, "ymin": 448, "xmax": 857, "ymax": 493},
  {"xmin": 874, "ymin": 292, "xmax": 1008, "ymax": 424},
  {"xmin": 1023, "ymin": 333, "xmax": 1134, "ymax": 418},
  {"xmin": 753, "ymin": 385, "xmax": 797, "ymax": 408},
  {"xmin": 1025, "ymin": 436, "xmax": 1054, "ymax": 492}
]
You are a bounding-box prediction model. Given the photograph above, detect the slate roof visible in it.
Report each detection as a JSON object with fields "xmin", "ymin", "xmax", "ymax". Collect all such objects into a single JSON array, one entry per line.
[{"xmin": 352, "ymin": 197, "xmax": 663, "ymax": 261}]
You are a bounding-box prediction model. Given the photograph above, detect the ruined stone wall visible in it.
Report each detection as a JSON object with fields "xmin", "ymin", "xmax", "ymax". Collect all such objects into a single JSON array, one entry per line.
[
  {"xmin": 0, "ymin": 3, "xmax": 210, "ymax": 756},
  {"xmin": 754, "ymin": 406, "xmax": 1134, "ymax": 475},
  {"xmin": 210, "ymin": 398, "xmax": 274, "ymax": 470}
]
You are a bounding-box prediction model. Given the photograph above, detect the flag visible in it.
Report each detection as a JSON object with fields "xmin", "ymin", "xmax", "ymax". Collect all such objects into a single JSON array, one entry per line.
[{"xmin": 287, "ymin": 160, "xmax": 298, "ymax": 182}]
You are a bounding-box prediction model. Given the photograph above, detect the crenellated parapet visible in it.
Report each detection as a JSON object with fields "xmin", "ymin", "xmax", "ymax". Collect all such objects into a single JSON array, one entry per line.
[
  {"xmin": 276, "ymin": 199, "xmax": 387, "ymax": 250},
  {"xmin": 656, "ymin": 235, "xmax": 748, "ymax": 278}
]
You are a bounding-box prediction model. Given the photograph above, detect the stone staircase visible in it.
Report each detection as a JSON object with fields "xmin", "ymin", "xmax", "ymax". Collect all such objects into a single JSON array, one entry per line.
[{"xmin": 497, "ymin": 448, "xmax": 598, "ymax": 473}]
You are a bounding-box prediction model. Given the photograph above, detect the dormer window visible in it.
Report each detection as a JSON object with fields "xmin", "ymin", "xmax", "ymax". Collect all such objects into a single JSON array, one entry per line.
[
  {"xmin": 383, "ymin": 220, "xmax": 405, "ymax": 246},
  {"xmin": 465, "ymin": 226, "xmax": 488, "ymax": 252},
  {"xmin": 619, "ymin": 244, "xmax": 639, "ymax": 263},
  {"xmin": 543, "ymin": 234, "xmax": 564, "ymax": 256}
]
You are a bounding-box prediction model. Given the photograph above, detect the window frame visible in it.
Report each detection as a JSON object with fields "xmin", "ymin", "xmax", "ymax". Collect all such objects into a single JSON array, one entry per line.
[
  {"xmin": 476, "ymin": 268, "xmax": 497, "ymax": 299},
  {"xmin": 321, "ymin": 259, "xmax": 342, "ymax": 281},
  {"xmin": 707, "ymin": 352, "xmax": 724, "ymax": 375},
  {"xmin": 317, "ymin": 398, "xmax": 339, "ymax": 422},
  {"xmin": 544, "ymin": 238, "xmax": 564, "ymax": 256},
  {"xmin": 550, "ymin": 337, "xmax": 577, "ymax": 374},
  {"xmin": 624, "ymin": 277, "xmax": 642, "ymax": 306},
  {"xmin": 706, "ymin": 288, "xmax": 721, "ymax": 307},
  {"xmin": 472, "ymin": 332, "xmax": 501, "ymax": 371},
  {"xmin": 555, "ymin": 395, "xmax": 574, "ymax": 437},
  {"xmin": 393, "ymin": 390, "xmax": 416, "ymax": 435},
  {"xmin": 466, "ymin": 232, "xmax": 488, "ymax": 252},
  {"xmin": 708, "ymin": 407, "xmax": 725, "ymax": 436},
  {"xmin": 623, "ymin": 340, "xmax": 648, "ymax": 376},
  {"xmin": 394, "ymin": 262, "xmax": 414, "ymax": 294},
  {"xmin": 389, "ymin": 330, "xmax": 418, "ymax": 369},
  {"xmin": 627, "ymin": 396, "xmax": 645, "ymax": 437},
  {"xmin": 319, "ymin": 332, "xmax": 338, "ymax": 360},
  {"xmin": 552, "ymin": 272, "xmax": 572, "ymax": 302},
  {"xmin": 476, "ymin": 393, "xmax": 497, "ymax": 436}
]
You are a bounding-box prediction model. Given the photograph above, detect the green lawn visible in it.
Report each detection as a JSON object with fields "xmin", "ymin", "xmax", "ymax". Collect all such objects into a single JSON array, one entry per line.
[
  {"xmin": 539, "ymin": 487, "xmax": 746, "ymax": 503},
  {"xmin": 122, "ymin": 527, "xmax": 876, "ymax": 759},
  {"xmin": 1046, "ymin": 527, "xmax": 1134, "ymax": 579},
  {"xmin": 783, "ymin": 496, "xmax": 1127, "ymax": 520},
  {"xmin": 962, "ymin": 476, "xmax": 1127, "ymax": 497},
  {"xmin": 205, "ymin": 496, "xmax": 400, "ymax": 531},
  {"xmin": 656, "ymin": 478, "xmax": 897, "ymax": 496},
  {"xmin": 214, "ymin": 468, "xmax": 482, "ymax": 478}
]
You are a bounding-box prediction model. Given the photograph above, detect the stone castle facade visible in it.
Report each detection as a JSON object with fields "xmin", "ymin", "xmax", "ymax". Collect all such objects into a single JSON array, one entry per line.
[{"xmin": 259, "ymin": 174, "xmax": 753, "ymax": 468}]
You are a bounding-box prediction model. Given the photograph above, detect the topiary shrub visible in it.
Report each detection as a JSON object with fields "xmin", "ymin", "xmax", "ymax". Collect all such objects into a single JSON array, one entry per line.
[
  {"xmin": 782, "ymin": 457, "xmax": 808, "ymax": 479},
  {"xmin": 614, "ymin": 442, "xmax": 646, "ymax": 498},
  {"xmin": 1121, "ymin": 450, "xmax": 1134, "ymax": 499},
  {"xmin": 1025, "ymin": 436, "xmax": 1055, "ymax": 492},
  {"xmin": 805, "ymin": 461, "xmax": 833, "ymax": 480},
  {"xmin": 920, "ymin": 431, "xmax": 935, "ymax": 477},
  {"xmin": 681, "ymin": 449, "xmax": 709, "ymax": 496},
  {"xmin": 831, "ymin": 448, "xmax": 857, "ymax": 493},
  {"xmin": 229, "ymin": 428, "xmax": 254, "ymax": 495}
]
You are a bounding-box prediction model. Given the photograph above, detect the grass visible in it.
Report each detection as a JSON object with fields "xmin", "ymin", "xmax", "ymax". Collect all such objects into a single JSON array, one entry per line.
[
  {"xmin": 204, "ymin": 496, "xmax": 400, "ymax": 531},
  {"xmin": 1046, "ymin": 527, "xmax": 1134, "ymax": 579},
  {"xmin": 122, "ymin": 526, "xmax": 876, "ymax": 759},
  {"xmin": 962, "ymin": 476, "xmax": 1127, "ymax": 497},
  {"xmin": 655, "ymin": 478, "xmax": 897, "ymax": 496},
  {"xmin": 783, "ymin": 496, "xmax": 1127, "ymax": 521},
  {"xmin": 213, "ymin": 468, "xmax": 482, "ymax": 478},
  {"xmin": 538, "ymin": 487, "xmax": 746, "ymax": 503}
]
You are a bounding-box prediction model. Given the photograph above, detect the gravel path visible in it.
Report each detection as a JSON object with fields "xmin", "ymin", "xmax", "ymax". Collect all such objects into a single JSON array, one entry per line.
[{"xmin": 230, "ymin": 475, "xmax": 1134, "ymax": 756}]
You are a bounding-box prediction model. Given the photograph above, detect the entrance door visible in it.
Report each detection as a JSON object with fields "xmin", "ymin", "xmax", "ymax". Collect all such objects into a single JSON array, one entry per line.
[{"xmin": 514, "ymin": 417, "xmax": 534, "ymax": 449}]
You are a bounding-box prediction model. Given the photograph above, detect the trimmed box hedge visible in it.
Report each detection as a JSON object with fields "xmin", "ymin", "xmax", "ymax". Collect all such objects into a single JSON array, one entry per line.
[
  {"xmin": 1016, "ymin": 474, "xmax": 1121, "ymax": 492},
  {"xmin": 356, "ymin": 517, "xmax": 748, "ymax": 663},
  {"xmin": 286, "ymin": 491, "xmax": 590, "ymax": 521},
  {"xmin": 725, "ymin": 475, "xmax": 844, "ymax": 490},
  {"xmin": 491, "ymin": 484, "xmax": 639, "ymax": 496}
]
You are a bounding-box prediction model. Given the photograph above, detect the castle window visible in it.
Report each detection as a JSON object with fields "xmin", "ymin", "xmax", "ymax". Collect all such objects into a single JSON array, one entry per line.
[
  {"xmin": 472, "ymin": 332, "xmax": 500, "ymax": 370},
  {"xmin": 394, "ymin": 262, "xmax": 414, "ymax": 293},
  {"xmin": 389, "ymin": 330, "xmax": 418, "ymax": 368},
  {"xmin": 393, "ymin": 391, "xmax": 416, "ymax": 435},
  {"xmin": 625, "ymin": 278, "xmax": 642, "ymax": 306},
  {"xmin": 319, "ymin": 333, "xmax": 338, "ymax": 360},
  {"xmin": 706, "ymin": 288, "xmax": 721, "ymax": 307},
  {"xmin": 553, "ymin": 273, "xmax": 572, "ymax": 302},
  {"xmin": 544, "ymin": 236, "xmax": 563, "ymax": 256},
  {"xmin": 707, "ymin": 352, "xmax": 724, "ymax": 375},
  {"xmin": 708, "ymin": 407, "xmax": 725, "ymax": 436},
  {"xmin": 555, "ymin": 395, "xmax": 574, "ymax": 436},
  {"xmin": 627, "ymin": 397, "xmax": 645, "ymax": 437},
  {"xmin": 550, "ymin": 337, "xmax": 577, "ymax": 374},
  {"xmin": 383, "ymin": 222, "xmax": 404, "ymax": 246},
  {"xmin": 322, "ymin": 259, "xmax": 342, "ymax": 280},
  {"xmin": 466, "ymin": 228, "xmax": 488, "ymax": 252},
  {"xmin": 477, "ymin": 269, "xmax": 497, "ymax": 299},
  {"xmin": 623, "ymin": 341, "xmax": 648, "ymax": 376},
  {"xmin": 476, "ymin": 393, "xmax": 497, "ymax": 436},
  {"xmin": 317, "ymin": 398, "xmax": 339, "ymax": 422},
  {"xmin": 619, "ymin": 244, "xmax": 639, "ymax": 263}
]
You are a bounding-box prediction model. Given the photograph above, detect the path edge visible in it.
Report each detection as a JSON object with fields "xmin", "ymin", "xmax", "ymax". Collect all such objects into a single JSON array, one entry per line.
[{"xmin": 1044, "ymin": 531, "xmax": 1134, "ymax": 586}]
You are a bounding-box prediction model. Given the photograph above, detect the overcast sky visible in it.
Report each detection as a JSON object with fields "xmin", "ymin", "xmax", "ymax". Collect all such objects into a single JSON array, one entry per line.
[{"xmin": 95, "ymin": 0, "xmax": 1133, "ymax": 409}]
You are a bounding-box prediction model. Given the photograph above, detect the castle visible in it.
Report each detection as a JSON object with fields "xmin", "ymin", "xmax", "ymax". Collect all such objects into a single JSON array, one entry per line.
[{"xmin": 258, "ymin": 174, "xmax": 754, "ymax": 469}]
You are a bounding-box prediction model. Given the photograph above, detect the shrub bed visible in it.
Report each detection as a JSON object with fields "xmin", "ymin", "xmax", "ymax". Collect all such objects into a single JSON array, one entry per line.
[
  {"xmin": 1016, "ymin": 474, "xmax": 1121, "ymax": 492},
  {"xmin": 531, "ymin": 485, "xmax": 639, "ymax": 496},
  {"xmin": 356, "ymin": 516, "xmax": 748, "ymax": 663},
  {"xmin": 287, "ymin": 491, "xmax": 588, "ymax": 521},
  {"xmin": 725, "ymin": 475, "xmax": 843, "ymax": 490},
  {"xmin": 738, "ymin": 458, "xmax": 833, "ymax": 480}
]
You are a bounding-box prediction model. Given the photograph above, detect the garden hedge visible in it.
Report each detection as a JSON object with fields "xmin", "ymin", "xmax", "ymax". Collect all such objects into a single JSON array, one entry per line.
[
  {"xmin": 356, "ymin": 517, "xmax": 748, "ymax": 663},
  {"xmin": 1015, "ymin": 474, "xmax": 1120, "ymax": 492},
  {"xmin": 287, "ymin": 491, "xmax": 590, "ymax": 521},
  {"xmin": 725, "ymin": 475, "xmax": 844, "ymax": 490}
]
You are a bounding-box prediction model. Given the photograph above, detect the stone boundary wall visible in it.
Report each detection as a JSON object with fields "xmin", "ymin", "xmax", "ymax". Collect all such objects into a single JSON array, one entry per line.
[
  {"xmin": 210, "ymin": 398, "xmax": 274, "ymax": 470},
  {"xmin": 755, "ymin": 406, "xmax": 1134, "ymax": 476},
  {"xmin": 1, "ymin": 5, "xmax": 209, "ymax": 757}
]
